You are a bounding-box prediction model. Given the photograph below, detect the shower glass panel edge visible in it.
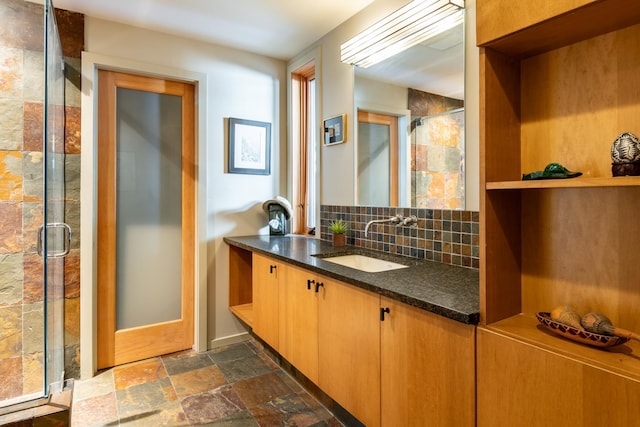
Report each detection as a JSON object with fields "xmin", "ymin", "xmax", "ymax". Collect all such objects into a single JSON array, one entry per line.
[{"xmin": 44, "ymin": 0, "xmax": 66, "ymax": 397}]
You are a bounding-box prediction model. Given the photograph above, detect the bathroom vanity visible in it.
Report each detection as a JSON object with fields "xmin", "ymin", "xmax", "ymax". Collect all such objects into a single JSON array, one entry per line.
[{"xmin": 225, "ymin": 235, "xmax": 478, "ymax": 427}]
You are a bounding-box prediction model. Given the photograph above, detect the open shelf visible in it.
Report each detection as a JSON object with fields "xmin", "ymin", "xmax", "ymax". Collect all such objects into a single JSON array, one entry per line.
[
  {"xmin": 485, "ymin": 314, "xmax": 640, "ymax": 382},
  {"xmin": 230, "ymin": 303, "xmax": 253, "ymax": 327},
  {"xmin": 228, "ymin": 244, "xmax": 253, "ymax": 327},
  {"xmin": 486, "ymin": 176, "xmax": 640, "ymax": 190}
]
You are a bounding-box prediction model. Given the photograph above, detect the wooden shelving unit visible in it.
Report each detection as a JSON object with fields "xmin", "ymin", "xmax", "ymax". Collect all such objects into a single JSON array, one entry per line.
[
  {"xmin": 479, "ymin": 0, "xmax": 640, "ymax": 332},
  {"xmin": 477, "ymin": 0, "xmax": 640, "ymax": 424}
]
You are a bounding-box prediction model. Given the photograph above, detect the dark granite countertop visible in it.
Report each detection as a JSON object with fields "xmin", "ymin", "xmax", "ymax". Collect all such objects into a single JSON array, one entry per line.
[{"xmin": 224, "ymin": 235, "xmax": 479, "ymax": 325}]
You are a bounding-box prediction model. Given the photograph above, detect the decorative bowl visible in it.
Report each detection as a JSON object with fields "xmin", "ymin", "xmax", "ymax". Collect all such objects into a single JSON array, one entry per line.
[{"xmin": 536, "ymin": 312, "xmax": 629, "ymax": 348}]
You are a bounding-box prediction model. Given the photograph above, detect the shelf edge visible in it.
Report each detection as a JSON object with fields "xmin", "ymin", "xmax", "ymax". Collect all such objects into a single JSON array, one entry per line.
[{"xmin": 486, "ymin": 177, "xmax": 640, "ymax": 190}]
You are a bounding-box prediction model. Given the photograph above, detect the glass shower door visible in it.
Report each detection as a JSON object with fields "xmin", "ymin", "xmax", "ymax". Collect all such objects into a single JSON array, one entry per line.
[
  {"xmin": 0, "ymin": 0, "xmax": 66, "ymax": 412},
  {"xmin": 42, "ymin": 0, "xmax": 67, "ymax": 397}
]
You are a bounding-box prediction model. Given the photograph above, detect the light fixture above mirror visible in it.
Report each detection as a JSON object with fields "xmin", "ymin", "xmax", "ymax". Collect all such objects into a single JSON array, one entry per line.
[{"xmin": 340, "ymin": 0, "xmax": 464, "ymax": 68}]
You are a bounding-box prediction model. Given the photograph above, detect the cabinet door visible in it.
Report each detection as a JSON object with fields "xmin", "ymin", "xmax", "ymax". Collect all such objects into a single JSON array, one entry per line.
[
  {"xmin": 318, "ymin": 278, "xmax": 381, "ymax": 427},
  {"xmin": 381, "ymin": 298, "xmax": 475, "ymax": 427},
  {"xmin": 279, "ymin": 264, "xmax": 318, "ymax": 383},
  {"xmin": 252, "ymin": 253, "xmax": 280, "ymax": 350},
  {"xmin": 478, "ymin": 327, "xmax": 640, "ymax": 427},
  {"xmin": 478, "ymin": 327, "xmax": 583, "ymax": 426}
]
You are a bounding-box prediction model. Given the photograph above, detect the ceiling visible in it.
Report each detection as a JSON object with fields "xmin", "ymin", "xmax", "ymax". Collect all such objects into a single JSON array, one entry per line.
[
  {"xmin": 53, "ymin": 0, "xmax": 377, "ymax": 60},
  {"xmin": 52, "ymin": 0, "xmax": 465, "ymax": 99}
]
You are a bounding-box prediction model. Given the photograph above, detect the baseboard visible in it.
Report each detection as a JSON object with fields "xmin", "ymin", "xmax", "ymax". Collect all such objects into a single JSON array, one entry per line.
[{"xmin": 208, "ymin": 332, "xmax": 250, "ymax": 350}]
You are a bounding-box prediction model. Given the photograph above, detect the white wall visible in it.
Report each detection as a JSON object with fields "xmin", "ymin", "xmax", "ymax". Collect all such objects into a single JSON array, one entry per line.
[
  {"xmin": 82, "ymin": 17, "xmax": 287, "ymax": 373},
  {"xmin": 80, "ymin": 0, "xmax": 480, "ymax": 375},
  {"xmin": 290, "ymin": 0, "xmax": 480, "ymax": 211},
  {"xmin": 354, "ymin": 76, "xmax": 408, "ymax": 112}
]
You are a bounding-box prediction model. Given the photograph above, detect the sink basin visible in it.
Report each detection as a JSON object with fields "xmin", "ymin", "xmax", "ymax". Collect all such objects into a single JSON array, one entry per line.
[{"xmin": 320, "ymin": 254, "xmax": 408, "ymax": 273}]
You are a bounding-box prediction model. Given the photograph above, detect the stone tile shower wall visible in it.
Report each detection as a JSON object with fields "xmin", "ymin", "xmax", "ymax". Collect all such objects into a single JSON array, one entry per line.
[
  {"xmin": 413, "ymin": 109, "xmax": 465, "ymax": 209},
  {"xmin": 0, "ymin": 0, "xmax": 83, "ymax": 402},
  {"xmin": 57, "ymin": 6, "xmax": 84, "ymax": 382},
  {"xmin": 409, "ymin": 88, "xmax": 465, "ymax": 209},
  {"xmin": 320, "ymin": 205, "xmax": 479, "ymax": 270}
]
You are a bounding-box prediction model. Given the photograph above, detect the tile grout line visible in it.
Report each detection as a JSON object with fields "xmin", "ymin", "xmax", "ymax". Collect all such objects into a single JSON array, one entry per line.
[{"xmin": 158, "ymin": 355, "xmax": 189, "ymax": 426}]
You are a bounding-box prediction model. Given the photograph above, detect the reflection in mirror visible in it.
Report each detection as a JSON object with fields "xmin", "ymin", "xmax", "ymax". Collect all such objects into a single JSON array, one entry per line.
[
  {"xmin": 358, "ymin": 111, "xmax": 400, "ymax": 206},
  {"xmin": 354, "ymin": 16, "xmax": 465, "ymax": 209}
]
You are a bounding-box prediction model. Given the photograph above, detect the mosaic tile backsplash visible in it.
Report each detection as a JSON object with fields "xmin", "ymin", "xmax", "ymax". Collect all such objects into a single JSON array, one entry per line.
[{"xmin": 320, "ymin": 205, "xmax": 479, "ymax": 270}]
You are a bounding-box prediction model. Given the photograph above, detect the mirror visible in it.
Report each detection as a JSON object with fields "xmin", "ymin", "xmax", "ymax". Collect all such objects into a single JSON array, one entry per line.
[{"xmin": 354, "ymin": 15, "xmax": 465, "ymax": 209}]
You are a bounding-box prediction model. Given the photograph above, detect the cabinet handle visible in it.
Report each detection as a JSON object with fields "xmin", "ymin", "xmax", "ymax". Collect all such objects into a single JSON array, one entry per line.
[
  {"xmin": 270, "ymin": 265, "xmax": 277, "ymax": 274},
  {"xmin": 315, "ymin": 282, "xmax": 324, "ymax": 293},
  {"xmin": 307, "ymin": 279, "xmax": 315, "ymax": 290},
  {"xmin": 380, "ymin": 307, "xmax": 390, "ymax": 321}
]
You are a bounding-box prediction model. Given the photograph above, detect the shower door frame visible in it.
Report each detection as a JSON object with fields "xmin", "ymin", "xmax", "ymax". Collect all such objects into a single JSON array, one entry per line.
[
  {"xmin": 0, "ymin": 0, "xmax": 67, "ymax": 413},
  {"xmin": 42, "ymin": 0, "xmax": 68, "ymax": 398}
]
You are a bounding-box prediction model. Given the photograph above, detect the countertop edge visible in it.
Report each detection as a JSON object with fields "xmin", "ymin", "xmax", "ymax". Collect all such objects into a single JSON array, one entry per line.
[{"xmin": 224, "ymin": 235, "xmax": 480, "ymax": 325}]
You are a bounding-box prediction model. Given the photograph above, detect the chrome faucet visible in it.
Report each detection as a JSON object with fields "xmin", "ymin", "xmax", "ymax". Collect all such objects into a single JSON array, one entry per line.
[
  {"xmin": 400, "ymin": 215, "xmax": 418, "ymax": 226},
  {"xmin": 364, "ymin": 214, "xmax": 419, "ymax": 237},
  {"xmin": 365, "ymin": 214, "xmax": 408, "ymax": 237}
]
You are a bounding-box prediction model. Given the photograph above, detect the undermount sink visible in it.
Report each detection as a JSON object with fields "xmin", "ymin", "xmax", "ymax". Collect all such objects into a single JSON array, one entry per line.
[{"xmin": 320, "ymin": 254, "xmax": 409, "ymax": 273}]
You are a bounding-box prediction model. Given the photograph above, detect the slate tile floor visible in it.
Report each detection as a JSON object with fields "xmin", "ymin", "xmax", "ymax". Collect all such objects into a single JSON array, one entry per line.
[{"xmin": 71, "ymin": 340, "xmax": 344, "ymax": 426}]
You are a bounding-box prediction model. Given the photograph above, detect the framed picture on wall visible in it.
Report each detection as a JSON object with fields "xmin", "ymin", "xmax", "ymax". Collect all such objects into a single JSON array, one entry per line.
[
  {"xmin": 324, "ymin": 114, "xmax": 346, "ymax": 145},
  {"xmin": 228, "ymin": 117, "xmax": 271, "ymax": 175}
]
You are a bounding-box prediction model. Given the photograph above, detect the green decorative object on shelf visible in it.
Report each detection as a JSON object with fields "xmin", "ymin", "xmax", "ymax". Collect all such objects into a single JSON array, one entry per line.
[{"xmin": 522, "ymin": 163, "xmax": 582, "ymax": 180}]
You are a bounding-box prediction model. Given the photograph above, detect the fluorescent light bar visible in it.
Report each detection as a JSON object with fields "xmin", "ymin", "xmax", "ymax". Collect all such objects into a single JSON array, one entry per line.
[{"xmin": 341, "ymin": 0, "xmax": 464, "ymax": 68}]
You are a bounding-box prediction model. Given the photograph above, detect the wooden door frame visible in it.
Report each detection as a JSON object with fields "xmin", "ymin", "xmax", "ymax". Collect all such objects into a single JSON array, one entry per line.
[
  {"xmin": 287, "ymin": 48, "xmax": 322, "ymax": 238},
  {"xmin": 79, "ymin": 53, "xmax": 208, "ymax": 378},
  {"xmin": 96, "ymin": 70, "xmax": 195, "ymax": 369}
]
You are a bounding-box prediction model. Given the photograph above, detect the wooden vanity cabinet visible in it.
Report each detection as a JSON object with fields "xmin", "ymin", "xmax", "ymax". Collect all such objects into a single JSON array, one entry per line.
[
  {"xmin": 317, "ymin": 279, "xmax": 476, "ymax": 427},
  {"xmin": 477, "ymin": 0, "xmax": 640, "ymax": 424},
  {"xmin": 252, "ymin": 253, "xmax": 282, "ymax": 351},
  {"xmin": 318, "ymin": 278, "xmax": 381, "ymax": 427},
  {"xmin": 228, "ymin": 247, "xmax": 476, "ymax": 426},
  {"xmin": 381, "ymin": 298, "xmax": 475, "ymax": 427}
]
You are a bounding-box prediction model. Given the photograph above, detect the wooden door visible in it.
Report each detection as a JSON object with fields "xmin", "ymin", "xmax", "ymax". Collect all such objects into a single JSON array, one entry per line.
[
  {"xmin": 278, "ymin": 264, "xmax": 318, "ymax": 383},
  {"xmin": 318, "ymin": 278, "xmax": 381, "ymax": 427},
  {"xmin": 381, "ymin": 298, "xmax": 475, "ymax": 426},
  {"xmin": 252, "ymin": 254, "xmax": 280, "ymax": 350},
  {"xmin": 97, "ymin": 70, "xmax": 195, "ymax": 369}
]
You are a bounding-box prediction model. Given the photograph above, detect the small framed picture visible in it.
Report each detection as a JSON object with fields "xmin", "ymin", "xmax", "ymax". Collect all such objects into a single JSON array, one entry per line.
[
  {"xmin": 228, "ymin": 117, "xmax": 271, "ymax": 175},
  {"xmin": 324, "ymin": 114, "xmax": 346, "ymax": 145}
]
